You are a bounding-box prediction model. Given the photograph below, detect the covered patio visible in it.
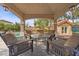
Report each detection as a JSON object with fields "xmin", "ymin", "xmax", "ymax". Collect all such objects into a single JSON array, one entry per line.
[
  {"xmin": 0, "ymin": 3, "xmax": 78, "ymax": 56},
  {"xmin": 2, "ymin": 3, "xmax": 77, "ymax": 36}
]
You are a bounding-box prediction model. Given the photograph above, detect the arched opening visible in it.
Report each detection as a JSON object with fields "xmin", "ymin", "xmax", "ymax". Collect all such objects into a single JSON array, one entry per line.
[
  {"xmin": 24, "ymin": 18, "xmax": 54, "ymax": 51},
  {"xmin": 0, "ymin": 5, "xmax": 21, "ymax": 56},
  {"xmin": 25, "ymin": 18, "xmax": 54, "ymax": 35}
]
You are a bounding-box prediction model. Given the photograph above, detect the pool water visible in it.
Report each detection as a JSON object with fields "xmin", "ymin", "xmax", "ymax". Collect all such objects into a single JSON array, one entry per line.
[
  {"xmin": 72, "ymin": 27, "xmax": 79, "ymax": 33},
  {"xmin": 14, "ymin": 32, "xmax": 24, "ymax": 40}
]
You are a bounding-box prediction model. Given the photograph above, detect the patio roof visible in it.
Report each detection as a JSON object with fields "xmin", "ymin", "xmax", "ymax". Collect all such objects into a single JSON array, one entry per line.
[
  {"xmin": 2, "ymin": 3, "xmax": 77, "ymax": 20},
  {"xmin": 57, "ymin": 20, "xmax": 72, "ymax": 26}
]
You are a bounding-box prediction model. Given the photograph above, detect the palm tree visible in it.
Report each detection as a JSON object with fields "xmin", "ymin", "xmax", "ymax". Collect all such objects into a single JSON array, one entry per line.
[
  {"xmin": 70, "ymin": 4, "xmax": 79, "ymax": 23},
  {"xmin": 14, "ymin": 23, "xmax": 20, "ymax": 31},
  {"xmin": 72, "ymin": 5, "xmax": 79, "ymax": 17},
  {"xmin": 34, "ymin": 18, "xmax": 49, "ymax": 28}
]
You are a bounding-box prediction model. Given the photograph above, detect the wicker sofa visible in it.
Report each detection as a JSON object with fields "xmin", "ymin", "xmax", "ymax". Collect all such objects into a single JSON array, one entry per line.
[{"xmin": 0, "ymin": 33, "xmax": 33, "ymax": 56}]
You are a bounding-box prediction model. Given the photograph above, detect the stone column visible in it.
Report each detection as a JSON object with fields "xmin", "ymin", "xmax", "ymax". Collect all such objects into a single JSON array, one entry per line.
[
  {"xmin": 54, "ymin": 19, "xmax": 57, "ymax": 33},
  {"xmin": 53, "ymin": 17, "xmax": 57, "ymax": 38},
  {"xmin": 20, "ymin": 19, "xmax": 25, "ymax": 37}
]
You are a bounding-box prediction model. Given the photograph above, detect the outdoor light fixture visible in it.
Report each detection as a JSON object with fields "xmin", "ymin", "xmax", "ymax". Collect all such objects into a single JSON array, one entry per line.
[
  {"xmin": 3, "ymin": 6, "xmax": 9, "ymax": 11},
  {"xmin": 76, "ymin": 4, "xmax": 79, "ymax": 10}
]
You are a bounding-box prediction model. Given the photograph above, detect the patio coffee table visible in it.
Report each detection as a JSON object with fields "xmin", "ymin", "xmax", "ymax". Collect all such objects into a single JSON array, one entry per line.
[{"xmin": 31, "ymin": 34, "xmax": 50, "ymax": 53}]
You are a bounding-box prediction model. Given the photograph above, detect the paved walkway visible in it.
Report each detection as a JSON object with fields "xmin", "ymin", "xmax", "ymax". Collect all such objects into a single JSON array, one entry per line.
[
  {"xmin": 19, "ymin": 41, "xmax": 55, "ymax": 56},
  {"xmin": 19, "ymin": 46, "xmax": 54, "ymax": 56}
]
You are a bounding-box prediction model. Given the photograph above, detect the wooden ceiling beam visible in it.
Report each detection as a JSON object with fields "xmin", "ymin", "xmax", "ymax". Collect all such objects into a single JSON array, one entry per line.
[
  {"xmin": 2, "ymin": 3, "xmax": 77, "ymax": 20},
  {"xmin": 24, "ymin": 14, "xmax": 54, "ymax": 19},
  {"xmin": 3, "ymin": 3, "xmax": 25, "ymax": 20}
]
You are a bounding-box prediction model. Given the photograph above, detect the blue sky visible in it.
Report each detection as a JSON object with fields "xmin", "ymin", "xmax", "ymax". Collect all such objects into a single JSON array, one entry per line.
[{"xmin": 0, "ymin": 5, "xmax": 34, "ymax": 26}]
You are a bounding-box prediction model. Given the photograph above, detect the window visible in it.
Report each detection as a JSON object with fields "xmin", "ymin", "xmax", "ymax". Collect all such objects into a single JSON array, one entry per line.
[
  {"xmin": 62, "ymin": 27, "xmax": 64, "ymax": 33},
  {"xmin": 62, "ymin": 26, "xmax": 67, "ymax": 33},
  {"xmin": 64, "ymin": 27, "xmax": 67, "ymax": 33}
]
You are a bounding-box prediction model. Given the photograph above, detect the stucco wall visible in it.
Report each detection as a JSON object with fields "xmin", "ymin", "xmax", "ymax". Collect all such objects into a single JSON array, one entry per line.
[{"xmin": 57, "ymin": 23, "xmax": 72, "ymax": 36}]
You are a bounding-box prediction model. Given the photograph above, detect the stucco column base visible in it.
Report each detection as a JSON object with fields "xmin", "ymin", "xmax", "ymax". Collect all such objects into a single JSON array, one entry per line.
[{"xmin": 20, "ymin": 19, "xmax": 25, "ymax": 38}]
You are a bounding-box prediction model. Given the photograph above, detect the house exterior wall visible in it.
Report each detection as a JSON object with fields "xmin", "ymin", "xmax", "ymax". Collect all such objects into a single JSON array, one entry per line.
[{"xmin": 57, "ymin": 23, "xmax": 72, "ymax": 36}]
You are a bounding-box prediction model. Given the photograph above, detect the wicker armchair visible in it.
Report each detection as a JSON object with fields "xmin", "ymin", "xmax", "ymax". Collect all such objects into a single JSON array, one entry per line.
[
  {"xmin": 0, "ymin": 33, "xmax": 33, "ymax": 56},
  {"xmin": 47, "ymin": 37, "xmax": 79, "ymax": 56}
]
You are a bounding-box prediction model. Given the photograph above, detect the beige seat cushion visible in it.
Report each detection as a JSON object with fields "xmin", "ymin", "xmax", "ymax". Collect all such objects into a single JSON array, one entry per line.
[
  {"xmin": 64, "ymin": 37, "xmax": 79, "ymax": 48},
  {"xmin": 3, "ymin": 33, "xmax": 17, "ymax": 45}
]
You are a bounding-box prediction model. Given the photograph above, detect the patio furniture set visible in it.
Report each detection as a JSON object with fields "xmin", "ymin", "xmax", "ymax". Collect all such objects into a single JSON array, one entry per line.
[
  {"xmin": 0, "ymin": 33, "xmax": 79, "ymax": 56},
  {"xmin": 0, "ymin": 33, "xmax": 51, "ymax": 56}
]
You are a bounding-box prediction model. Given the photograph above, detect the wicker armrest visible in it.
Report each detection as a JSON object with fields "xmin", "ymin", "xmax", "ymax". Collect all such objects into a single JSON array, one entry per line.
[
  {"xmin": 7, "ymin": 44, "xmax": 13, "ymax": 48},
  {"xmin": 15, "ymin": 40, "xmax": 32, "ymax": 44},
  {"xmin": 7, "ymin": 40, "xmax": 31, "ymax": 48}
]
